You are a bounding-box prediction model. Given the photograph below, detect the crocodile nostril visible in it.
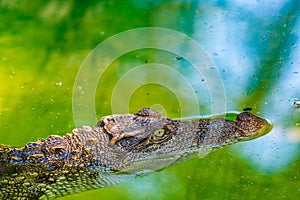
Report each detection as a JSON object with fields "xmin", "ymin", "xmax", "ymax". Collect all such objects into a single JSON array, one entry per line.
[
  {"xmin": 236, "ymin": 112, "xmax": 251, "ymax": 121},
  {"xmin": 98, "ymin": 120, "xmax": 105, "ymax": 127}
]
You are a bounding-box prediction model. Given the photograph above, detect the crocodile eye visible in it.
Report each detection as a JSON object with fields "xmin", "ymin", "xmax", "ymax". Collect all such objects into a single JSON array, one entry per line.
[{"xmin": 154, "ymin": 129, "xmax": 165, "ymax": 137}]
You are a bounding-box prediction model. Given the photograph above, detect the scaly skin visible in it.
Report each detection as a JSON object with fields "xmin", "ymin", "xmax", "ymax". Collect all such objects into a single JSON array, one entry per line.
[{"xmin": 0, "ymin": 108, "xmax": 271, "ymax": 200}]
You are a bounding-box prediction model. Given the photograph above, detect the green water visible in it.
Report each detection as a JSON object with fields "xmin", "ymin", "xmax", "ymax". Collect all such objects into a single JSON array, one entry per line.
[{"xmin": 1, "ymin": 1, "xmax": 300, "ymax": 199}]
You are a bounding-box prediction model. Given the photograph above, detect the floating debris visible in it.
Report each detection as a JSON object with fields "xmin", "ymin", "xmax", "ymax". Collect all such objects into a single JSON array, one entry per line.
[
  {"xmin": 175, "ymin": 56, "xmax": 182, "ymax": 60},
  {"xmin": 243, "ymin": 107, "xmax": 252, "ymax": 112}
]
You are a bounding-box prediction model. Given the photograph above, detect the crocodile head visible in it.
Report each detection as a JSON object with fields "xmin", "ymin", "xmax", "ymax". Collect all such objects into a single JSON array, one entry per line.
[{"xmin": 97, "ymin": 108, "xmax": 271, "ymax": 174}]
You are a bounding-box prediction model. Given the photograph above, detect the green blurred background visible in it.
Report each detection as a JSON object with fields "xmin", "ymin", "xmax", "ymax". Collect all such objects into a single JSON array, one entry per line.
[{"xmin": 0, "ymin": 0, "xmax": 300, "ymax": 199}]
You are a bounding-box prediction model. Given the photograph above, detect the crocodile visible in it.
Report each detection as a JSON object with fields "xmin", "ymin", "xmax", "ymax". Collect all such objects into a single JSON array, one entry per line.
[{"xmin": 0, "ymin": 108, "xmax": 271, "ymax": 200}]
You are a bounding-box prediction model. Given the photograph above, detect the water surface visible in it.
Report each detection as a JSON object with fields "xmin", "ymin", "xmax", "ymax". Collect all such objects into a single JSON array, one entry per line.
[{"xmin": 0, "ymin": 1, "xmax": 300, "ymax": 199}]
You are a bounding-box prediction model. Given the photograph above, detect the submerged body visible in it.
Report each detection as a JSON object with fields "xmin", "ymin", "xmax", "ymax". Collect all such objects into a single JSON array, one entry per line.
[{"xmin": 0, "ymin": 108, "xmax": 271, "ymax": 199}]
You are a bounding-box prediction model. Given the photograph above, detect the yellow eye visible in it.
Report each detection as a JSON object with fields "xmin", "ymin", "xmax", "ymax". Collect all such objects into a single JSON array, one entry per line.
[{"xmin": 154, "ymin": 129, "xmax": 165, "ymax": 137}]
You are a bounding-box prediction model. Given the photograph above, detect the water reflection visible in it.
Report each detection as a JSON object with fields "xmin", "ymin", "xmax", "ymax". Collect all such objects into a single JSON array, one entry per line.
[
  {"xmin": 232, "ymin": 0, "xmax": 286, "ymax": 19},
  {"xmin": 190, "ymin": 0, "xmax": 300, "ymax": 174},
  {"xmin": 236, "ymin": 125, "xmax": 300, "ymax": 173}
]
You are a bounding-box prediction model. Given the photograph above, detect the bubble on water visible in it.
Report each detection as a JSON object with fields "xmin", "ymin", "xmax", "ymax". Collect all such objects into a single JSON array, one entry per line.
[
  {"xmin": 56, "ymin": 81, "xmax": 62, "ymax": 86},
  {"xmin": 293, "ymin": 99, "xmax": 300, "ymax": 108}
]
